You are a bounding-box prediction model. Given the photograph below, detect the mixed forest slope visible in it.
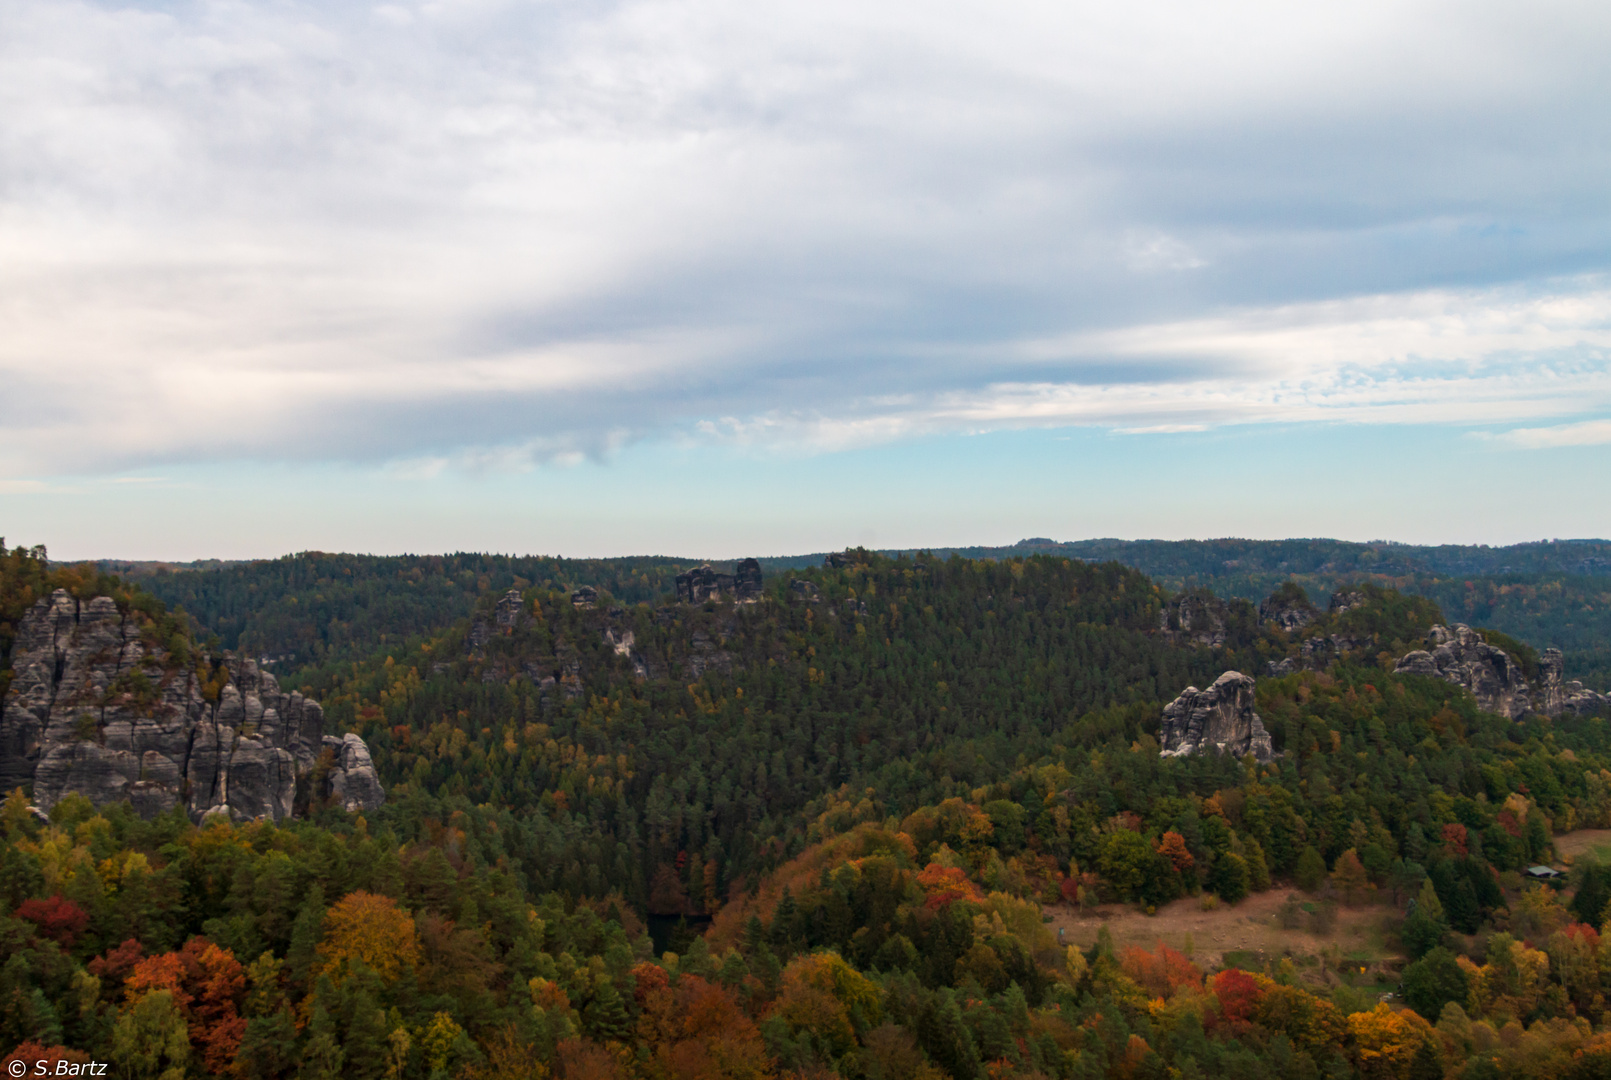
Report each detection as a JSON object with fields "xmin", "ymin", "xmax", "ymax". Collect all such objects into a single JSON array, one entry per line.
[{"xmin": 5, "ymin": 540, "xmax": 1611, "ymax": 1079}]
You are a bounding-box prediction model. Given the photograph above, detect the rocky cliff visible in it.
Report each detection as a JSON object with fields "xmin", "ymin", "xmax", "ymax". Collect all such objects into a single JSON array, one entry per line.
[
  {"xmin": 1395, "ymin": 624, "xmax": 1606, "ymax": 719},
  {"xmin": 1157, "ymin": 592, "xmax": 1232, "ymax": 648},
  {"xmin": 1158, "ymin": 671, "xmax": 1274, "ymax": 762},
  {"xmin": 676, "ymin": 559, "xmax": 763, "ymax": 604},
  {"xmin": 0, "ymin": 588, "xmax": 383, "ymax": 821}
]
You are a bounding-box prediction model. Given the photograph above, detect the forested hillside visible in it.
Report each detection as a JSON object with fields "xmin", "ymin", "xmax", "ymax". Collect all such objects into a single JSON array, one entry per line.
[
  {"xmin": 6, "ymin": 541, "xmax": 1611, "ymax": 1079},
  {"xmin": 126, "ymin": 552, "xmax": 707, "ymax": 672},
  {"xmin": 808, "ymin": 539, "xmax": 1611, "ymax": 688}
]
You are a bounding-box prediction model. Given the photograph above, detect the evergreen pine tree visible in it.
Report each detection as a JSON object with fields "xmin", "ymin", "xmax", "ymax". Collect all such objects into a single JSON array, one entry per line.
[
  {"xmin": 1294, "ymin": 847, "xmax": 1326, "ymax": 892},
  {"xmin": 286, "ymin": 885, "xmax": 327, "ymax": 990}
]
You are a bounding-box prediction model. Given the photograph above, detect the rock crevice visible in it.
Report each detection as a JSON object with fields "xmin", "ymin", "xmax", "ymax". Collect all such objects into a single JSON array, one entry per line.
[
  {"xmin": 1159, "ymin": 671, "xmax": 1274, "ymax": 762},
  {"xmin": 0, "ymin": 589, "xmax": 383, "ymax": 821}
]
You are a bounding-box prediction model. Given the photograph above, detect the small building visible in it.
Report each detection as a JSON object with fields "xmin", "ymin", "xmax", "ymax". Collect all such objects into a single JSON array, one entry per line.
[{"xmin": 1525, "ymin": 865, "xmax": 1563, "ymax": 881}]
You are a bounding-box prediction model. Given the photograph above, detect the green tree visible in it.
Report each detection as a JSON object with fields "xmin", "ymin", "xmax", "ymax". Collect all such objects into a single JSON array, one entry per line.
[
  {"xmin": 1401, "ymin": 948, "xmax": 1468, "ymax": 1022},
  {"xmin": 110, "ymin": 990, "xmax": 190, "ymax": 1080},
  {"xmin": 1211, "ymin": 853, "xmax": 1250, "ymax": 904},
  {"xmin": 1295, "ymin": 847, "xmax": 1327, "ymax": 892}
]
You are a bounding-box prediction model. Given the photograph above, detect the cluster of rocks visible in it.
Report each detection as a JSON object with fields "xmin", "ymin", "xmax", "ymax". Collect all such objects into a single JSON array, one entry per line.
[
  {"xmin": 1158, "ymin": 671, "xmax": 1275, "ymax": 762},
  {"xmin": 1157, "ymin": 592, "xmax": 1231, "ymax": 648},
  {"xmin": 0, "ymin": 589, "xmax": 383, "ymax": 821},
  {"xmin": 675, "ymin": 559, "xmax": 763, "ymax": 604},
  {"xmin": 1260, "ymin": 588, "xmax": 1373, "ymax": 675},
  {"xmin": 1394, "ymin": 624, "xmax": 1606, "ymax": 719},
  {"xmin": 1258, "ymin": 590, "xmax": 1319, "ymax": 633}
]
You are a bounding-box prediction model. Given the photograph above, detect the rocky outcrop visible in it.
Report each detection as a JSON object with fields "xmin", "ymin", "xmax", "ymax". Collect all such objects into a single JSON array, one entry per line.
[
  {"xmin": 1394, "ymin": 624, "xmax": 1532, "ymax": 719},
  {"xmin": 1537, "ymin": 649, "xmax": 1608, "ymax": 716},
  {"xmin": 1158, "ymin": 671, "xmax": 1274, "ymax": 762},
  {"xmin": 676, "ymin": 559, "xmax": 764, "ymax": 604},
  {"xmin": 571, "ymin": 587, "xmax": 598, "ymax": 609},
  {"xmin": 1328, "ymin": 589, "xmax": 1368, "ymax": 615},
  {"xmin": 496, "ymin": 589, "xmax": 527, "ymax": 628},
  {"xmin": 0, "ymin": 589, "xmax": 383, "ymax": 821},
  {"xmin": 322, "ymin": 733, "xmax": 385, "ymax": 814},
  {"xmin": 1259, "ymin": 588, "xmax": 1318, "ymax": 633},
  {"xmin": 788, "ymin": 579, "xmax": 821, "ymax": 603},
  {"xmin": 1159, "ymin": 593, "xmax": 1231, "ymax": 648}
]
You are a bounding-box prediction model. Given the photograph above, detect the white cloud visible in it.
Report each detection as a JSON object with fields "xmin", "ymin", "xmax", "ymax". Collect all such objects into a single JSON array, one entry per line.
[
  {"xmin": 1497, "ymin": 418, "xmax": 1611, "ymax": 449},
  {"xmin": 1, "ymin": 0, "xmax": 1610, "ymax": 478}
]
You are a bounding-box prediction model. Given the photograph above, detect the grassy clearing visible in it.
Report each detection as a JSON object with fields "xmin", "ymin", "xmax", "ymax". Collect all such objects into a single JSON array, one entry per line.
[{"xmin": 1045, "ymin": 886, "xmax": 1402, "ymax": 995}]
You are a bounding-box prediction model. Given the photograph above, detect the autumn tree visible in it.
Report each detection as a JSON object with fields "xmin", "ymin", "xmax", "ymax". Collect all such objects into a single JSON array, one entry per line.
[{"xmin": 316, "ymin": 891, "xmax": 420, "ymax": 983}]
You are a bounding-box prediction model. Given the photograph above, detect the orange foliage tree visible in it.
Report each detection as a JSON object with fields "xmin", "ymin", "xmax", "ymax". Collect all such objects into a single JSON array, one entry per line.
[
  {"xmin": 637, "ymin": 973, "xmax": 773, "ymax": 1079},
  {"xmin": 1346, "ymin": 1004, "xmax": 1433, "ymax": 1079},
  {"xmin": 914, "ymin": 865, "xmax": 984, "ymax": 910},
  {"xmin": 1117, "ymin": 944, "xmax": 1202, "ymax": 1000},
  {"xmin": 1154, "ymin": 832, "xmax": 1194, "ymax": 876}
]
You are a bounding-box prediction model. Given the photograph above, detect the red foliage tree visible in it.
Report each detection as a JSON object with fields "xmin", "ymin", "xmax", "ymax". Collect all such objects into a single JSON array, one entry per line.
[
  {"xmin": 88, "ymin": 939, "xmax": 146, "ymax": 990},
  {"xmin": 1440, "ymin": 823, "xmax": 1469, "ymax": 858},
  {"xmin": 915, "ymin": 864, "xmax": 984, "ymax": 909},
  {"xmin": 15, "ymin": 895, "xmax": 89, "ymax": 948},
  {"xmin": 1211, "ymin": 968, "xmax": 1266, "ymax": 1026}
]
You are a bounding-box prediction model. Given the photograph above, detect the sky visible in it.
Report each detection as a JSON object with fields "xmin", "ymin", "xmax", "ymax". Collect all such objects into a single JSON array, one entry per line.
[{"xmin": 2, "ymin": 0, "xmax": 1610, "ymax": 560}]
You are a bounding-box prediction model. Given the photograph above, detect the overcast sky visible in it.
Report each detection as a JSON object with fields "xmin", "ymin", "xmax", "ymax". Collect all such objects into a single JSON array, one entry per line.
[{"xmin": 3, "ymin": 0, "xmax": 1610, "ymax": 559}]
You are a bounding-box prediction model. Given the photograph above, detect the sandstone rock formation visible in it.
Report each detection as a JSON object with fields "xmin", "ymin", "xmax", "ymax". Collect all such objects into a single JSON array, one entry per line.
[
  {"xmin": 571, "ymin": 586, "xmax": 598, "ymax": 609},
  {"xmin": 322, "ymin": 733, "xmax": 386, "ymax": 814},
  {"xmin": 0, "ymin": 589, "xmax": 383, "ymax": 821},
  {"xmin": 1158, "ymin": 592, "xmax": 1231, "ymax": 648},
  {"xmin": 1328, "ymin": 589, "xmax": 1368, "ymax": 615},
  {"xmin": 1537, "ymin": 649, "xmax": 1608, "ymax": 716},
  {"xmin": 495, "ymin": 589, "xmax": 527, "ymax": 628},
  {"xmin": 1394, "ymin": 624, "xmax": 1607, "ymax": 719},
  {"xmin": 788, "ymin": 579, "xmax": 821, "ymax": 603},
  {"xmin": 1393, "ymin": 624, "xmax": 1532, "ymax": 719},
  {"xmin": 1259, "ymin": 588, "xmax": 1318, "ymax": 633},
  {"xmin": 676, "ymin": 559, "xmax": 764, "ymax": 604},
  {"xmin": 1158, "ymin": 671, "xmax": 1274, "ymax": 762}
]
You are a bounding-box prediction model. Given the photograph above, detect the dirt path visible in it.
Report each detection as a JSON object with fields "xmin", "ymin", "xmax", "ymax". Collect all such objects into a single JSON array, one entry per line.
[{"xmin": 1044, "ymin": 888, "xmax": 1399, "ymax": 975}]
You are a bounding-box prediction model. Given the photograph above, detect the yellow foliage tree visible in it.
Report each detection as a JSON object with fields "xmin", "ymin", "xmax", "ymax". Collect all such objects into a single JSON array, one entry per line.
[
  {"xmin": 1346, "ymin": 1004, "xmax": 1432, "ymax": 1079},
  {"xmin": 316, "ymin": 891, "xmax": 420, "ymax": 983}
]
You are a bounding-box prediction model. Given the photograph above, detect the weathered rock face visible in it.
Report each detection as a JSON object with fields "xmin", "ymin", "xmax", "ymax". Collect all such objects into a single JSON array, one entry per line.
[
  {"xmin": 1328, "ymin": 589, "xmax": 1368, "ymax": 616},
  {"xmin": 322, "ymin": 733, "xmax": 386, "ymax": 814},
  {"xmin": 1394, "ymin": 624, "xmax": 1532, "ymax": 719},
  {"xmin": 0, "ymin": 589, "xmax": 383, "ymax": 821},
  {"xmin": 1158, "ymin": 593, "xmax": 1230, "ymax": 648},
  {"xmin": 1537, "ymin": 649, "xmax": 1608, "ymax": 716},
  {"xmin": 788, "ymin": 579, "xmax": 821, "ymax": 603},
  {"xmin": 495, "ymin": 589, "xmax": 527, "ymax": 628},
  {"xmin": 1259, "ymin": 590, "xmax": 1318, "ymax": 633},
  {"xmin": 570, "ymin": 587, "xmax": 598, "ymax": 609},
  {"xmin": 676, "ymin": 559, "xmax": 764, "ymax": 604},
  {"xmin": 1158, "ymin": 671, "xmax": 1274, "ymax": 762}
]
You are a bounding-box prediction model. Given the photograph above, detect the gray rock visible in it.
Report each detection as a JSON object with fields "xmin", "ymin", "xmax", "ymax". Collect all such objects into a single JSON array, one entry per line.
[
  {"xmin": 0, "ymin": 588, "xmax": 383, "ymax": 822},
  {"xmin": 1259, "ymin": 590, "xmax": 1318, "ymax": 633},
  {"xmin": 1536, "ymin": 648, "xmax": 1607, "ymax": 716},
  {"xmin": 1159, "ymin": 593, "xmax": 1230, "ymax": 648},
  {"xmin": 1329, "ymin": 589, "xmax": 1368, "ymax": 615},
  {"xmin": 322, "ymin": 733, "xmax": 386, "ymax": 813},
  {"xmin": 676, "ymin": 565, "xmax": 733, "ymax": 603},
  {"xmin": 1159, "ymin": 671, "xmax": 1274, "ymax": 762},
  {"xmin": 1393, "ymin": 624, "xmax": 1531, "ymax": 718},
  {"xmin": 571, "ymin": 586, "xmax": 598, "ymax": 609},
  {"xmin": 733, "ymin": 558, "xmax": 764, "ymax": 602},
  {"xmin": 788, "ymin": 579, "xmax": 821, "ymax": 603},
  {"xmin": 496, "ymin": 589, "xmax": 526, "ymax": 629}
]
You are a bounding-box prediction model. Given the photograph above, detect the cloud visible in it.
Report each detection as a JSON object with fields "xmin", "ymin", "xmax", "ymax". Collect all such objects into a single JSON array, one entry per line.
[
  {"xmin": 1, "ymin": 0, "xmax": 1610, "ymax": 478},
  {"xmin": 1497, "ymin": 418, "xmax": 1611, "ymax": 449}
]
